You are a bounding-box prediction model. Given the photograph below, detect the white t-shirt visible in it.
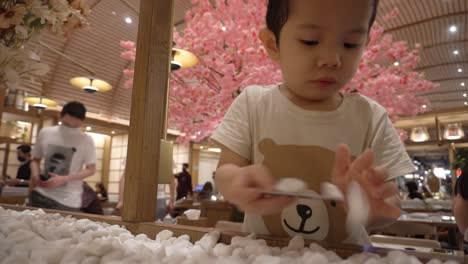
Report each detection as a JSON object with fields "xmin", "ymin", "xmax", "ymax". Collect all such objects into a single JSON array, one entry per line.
[
  {"xmin": 33, "ymin": 126, "xmax": 96, "ymax": 208},
  {"xmin": 212, "ymin": 85, "xmax": 415, "ymax": 243}
]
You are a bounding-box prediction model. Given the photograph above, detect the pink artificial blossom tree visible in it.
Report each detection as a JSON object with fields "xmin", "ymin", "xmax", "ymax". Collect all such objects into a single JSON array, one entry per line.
[{"xmin": 120, "ymin": 2, "xmax": 437, "ymax": 143}]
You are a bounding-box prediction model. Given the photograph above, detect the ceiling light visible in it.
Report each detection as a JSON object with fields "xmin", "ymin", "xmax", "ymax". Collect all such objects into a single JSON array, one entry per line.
[
  {"xmin": 70, "ymin": 77, "xmax": 112, "ymax": 93},
  {"xmin": 221, "ymin": 26, "xmax": 227, "ymax": 31},
  {"xmin": 207, "ymin": 148, "xmax": 221, "ymax": 153},
  {"xmin": 171, "ymin": 48, "xmax": 198, "ymax": 70},
  {"xmin": 464, "ymin": 93, "xmax": 467, "ymax": 97},
  {"xmin": 462, "ymin": 82, "xmax": 466, "ymax": 87},
  {"xmin": 23, "ymin": 97, "xmax": 58, "ymax": 109},
  {"xmin": 444, "ymin": 123, "xmax": 464, "ymax": 140},
  {"xmin": 112, "ymin": 11, "xmax": 116, "ymax": 15},
  {"xmin": 86, "ymin": 126, "xmax": 92, "ymax": 131},
  {"xmin": 58, "ymin": 121, "xmax": 62, "ymax": 125},
  {"xmin": 125, "ymin": 17, "xmax": 132, "ymax": 24},
  {"xmin": 453, "ymin": 50, "xmax": 460, "ymax": 55},
  {"xmin": 458, "ymin": 68, "xmax": 463, "ymax": 73},
  {"xmin": 410, "ymin": 127, "xmax": 430, "ymax": 142},
  {"xmin": 111, "ymin": 131, "xmax": 115, "ymax": 134},
  {"xmin": 422, "ymin": 105, "xmax": 427, "ymax": 109},
  {"xmin": 393, "ymin": 62, "xmax": 400, "ymax": 66},
  {"xmin": 465, "ymin": 102, "xmax": 467, "ymax": 106},
  {"xmin": 449, "ymin": 25, "xmax": 457, "ymax": 33}
]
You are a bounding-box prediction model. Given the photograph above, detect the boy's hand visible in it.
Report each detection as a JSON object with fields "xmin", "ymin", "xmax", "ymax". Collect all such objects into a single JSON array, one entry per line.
[
  {"xmin": 225, "ymin": 164, "xmax": 294, "ymax": 215},
  {"xmin": 331, "ymin": 144, "xmax": 400, "ymax": 226}
]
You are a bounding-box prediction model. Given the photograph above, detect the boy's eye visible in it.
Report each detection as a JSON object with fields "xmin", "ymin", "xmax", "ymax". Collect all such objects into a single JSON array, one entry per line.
[
  {"xmin": 301, "ymin": 40, "xmax": 319, "ymax": 46},
  {"xmin": 344, "ymin": 43, "xmax": 360, "ymax": 49}
]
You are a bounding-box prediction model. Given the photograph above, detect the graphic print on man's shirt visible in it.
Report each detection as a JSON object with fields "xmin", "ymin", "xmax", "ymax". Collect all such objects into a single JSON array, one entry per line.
[{"xmin": 44, "ymin": 144, "xmax": 76, "ymax": 176}]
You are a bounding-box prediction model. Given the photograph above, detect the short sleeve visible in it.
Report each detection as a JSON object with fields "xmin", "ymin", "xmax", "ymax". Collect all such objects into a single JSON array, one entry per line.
[
  {"xmin": 31, "ymin": 130, "xmax": 45, "ymax": 159},
  {"xmin": 211, "ymin": 88, "xmax": 252, "ymax": 160},
  {"xmin": 84, "ymin": 136, "xmax": 96, "ymax": 165},
  {"xmin": 370, "ymin": 112, "xmax": 415, "ymax": 180}
]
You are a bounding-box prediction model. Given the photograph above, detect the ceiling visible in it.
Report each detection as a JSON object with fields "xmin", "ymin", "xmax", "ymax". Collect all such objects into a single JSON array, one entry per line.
[{"xmin": 17, "ymin": 0, "xmax": 468, "ymax": 124}]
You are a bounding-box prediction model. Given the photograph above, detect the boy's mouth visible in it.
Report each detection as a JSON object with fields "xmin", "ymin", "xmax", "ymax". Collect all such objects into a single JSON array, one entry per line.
[{"xmin": 308, "ymin": 77, "xmax": 337, "ymax": 88}]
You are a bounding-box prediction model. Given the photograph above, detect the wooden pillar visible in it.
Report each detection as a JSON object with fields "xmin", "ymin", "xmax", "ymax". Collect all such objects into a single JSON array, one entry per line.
[
  {"xmin": 101, "ymin": 136, "xmax": 111, "ymax": 189},
  {"xmin": 449, "ymin": 143, "xmax": 456, "ymax": 195},
  {"xmin": 2, "ymin": 143, "xmax": 9, "ymax": 179},
  {"xmin": 0, "ymin": 88, "xmax": 6, "ymax": 121},
  {"xmin": 189, "ymin": 144, "xmax": 200, "ymax": 185},
  {"xmin": 122, "ymin": 0, "xmax": 174, "ymax": 222}
]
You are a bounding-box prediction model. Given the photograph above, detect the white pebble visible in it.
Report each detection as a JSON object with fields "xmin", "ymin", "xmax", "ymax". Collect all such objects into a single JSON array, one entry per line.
[
  {"xmin": 156, "ymin": 229, "xmax": 174, "ymax": 241},
  {"xmin": 287, "ymin": 235, "xmax": 304, "ymax": 251},
  {"xmin": 320, "ymin": 182, "xmax": 344, "ymax": 201},
  {"xmin": 275, "ymin": 178, "xmax": 307, "ymax": 192},
  {"xmin": 346, "ymin": 181, "xmax": 370, "ymax": 240}
]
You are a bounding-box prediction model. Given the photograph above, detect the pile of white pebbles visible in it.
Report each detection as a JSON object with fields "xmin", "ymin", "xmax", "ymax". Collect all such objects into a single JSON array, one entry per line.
[{"xmin": 0, "ymin": 207, "xmax": 459, "ymax": 264}]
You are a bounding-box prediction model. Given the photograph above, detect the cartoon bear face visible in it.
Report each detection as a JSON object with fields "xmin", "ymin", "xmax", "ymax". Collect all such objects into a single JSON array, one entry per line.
[{"xmin": 259, "ymin": 138, "xmax": 348, "ymax": 243}]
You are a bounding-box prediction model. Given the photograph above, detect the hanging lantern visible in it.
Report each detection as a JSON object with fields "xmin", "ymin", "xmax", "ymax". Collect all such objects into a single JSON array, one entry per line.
[
  {"xmin": 70, "ymin": 77, "xmax": 112, "ymax": 93},
  {"xmin": 410, "ymin": 127, "xmax": 430, "ymax": 142},
  {"xmin": 23, "ymin": 97, "xmax": 58, "ymax": 109},
  {"xmin": 443, "ymin": 123, "xmax": 464, "ymax": 140}
]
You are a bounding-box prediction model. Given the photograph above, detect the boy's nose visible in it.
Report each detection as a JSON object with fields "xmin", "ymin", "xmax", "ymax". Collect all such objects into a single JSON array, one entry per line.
[{"xmin": 317, "ymin": 49, "xmax": 342, "ymax": 69}]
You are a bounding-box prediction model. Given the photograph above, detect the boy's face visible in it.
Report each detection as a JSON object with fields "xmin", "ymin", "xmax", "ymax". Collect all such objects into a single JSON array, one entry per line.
[{"xmin": 267, "ymin": 0, "xmax": 372, "ymax": 101}]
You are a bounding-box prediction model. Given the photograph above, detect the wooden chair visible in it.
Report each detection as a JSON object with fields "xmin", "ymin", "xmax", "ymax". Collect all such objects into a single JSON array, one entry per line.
[{"xmin": 200, "ymin": 200, "xmax": 235, "ymax": 227}]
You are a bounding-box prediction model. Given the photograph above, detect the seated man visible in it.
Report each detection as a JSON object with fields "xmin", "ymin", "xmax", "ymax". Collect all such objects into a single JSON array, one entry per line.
[{"xmin": 7, "ymin": 145, "xmax": 32, "ymax": 187}]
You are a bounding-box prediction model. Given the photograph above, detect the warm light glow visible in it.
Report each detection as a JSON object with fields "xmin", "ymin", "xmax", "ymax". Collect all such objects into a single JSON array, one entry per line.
[
  {"xmin": 449, "ymin": 25, "xmax": 457, "ymax": 33},
  {"xmin": 58, "ymin": 121, "xmax": 62, "ymax": 125},
  {"xmin": 111, "ymin": 131, "xmax": 115, "ymax": 134},
  {"xmin": 433, "ymin": 168, "xmax": 447, "ymax": 179},
  {"xmin": 125, "ymin": 17, "xmax": 132, "ymax": 24},
  {"xmin": 393, "ymin": 61, "xmax": 400, "ymax": 66},
  {"xmin": 70, "ymin": 77, "xmax": 112, "ymax": 93},
  {"xmin": 86, "ymin": 126, "xmax": 92, "ymax": 131},
  {"xmin": 453, "ymin": 50, "xmax": 460, "ymax": 55},
  {"xmin": 463, "ymin": 93, "xmax": 467, "ymax": 97},
  {"xmin": 422, "ymin": 105, "xmax": 427, "ymax": 109},
  {"xmin": 221, "ymin": 26, "xmax": 227, "ymax": 31},
  {"xmin": 207, "ymin": 148, "xmax": 222, "ymax": 153},
  {"xmin": 462, "ymin": 82, "xmax": 466, "ymax": 87},
  {"xmin": 443, "ymin": 123, "xmax": 464, "ymax": 140},
  {"xmin": 458, "ymin": 68, "xmax": 463, "ymax": 73},
  {"xmin": 410, "ymin": 127, "xmax": 430, "ymax": 142}
]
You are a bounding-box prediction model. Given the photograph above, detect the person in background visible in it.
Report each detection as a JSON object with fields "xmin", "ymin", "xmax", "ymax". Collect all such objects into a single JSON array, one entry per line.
[
  {"xmin": 81, "ymin": 182, "xmax": 103, "ymax": 215},
  {"xmin": 175, "ymin": 163, "xmax": 193, "ymax": 200},
  {"xmin": 198, "ymin": 181, "xmax": 214, "ymax": 200},
  {"xmin": 95, "ymin": 182, "xmax": 108, "ymax": 202},
  {"xmin": 6, "ymin": 145, "xmax": 32, "ymax": 187},
  {"xmin": 453, "ymin": 171, "xmax": 468, "ymax": 238},
  {"xmin": 421, "ymin": 185, "xmax": 433, "ymax": 199},
  {"xmin": 405, "ymin": 181, "xmax": 424, "ymax": 200},
  {"xmin": 29, "ymin": 101, "xmax": 96, "ymax": 212}
]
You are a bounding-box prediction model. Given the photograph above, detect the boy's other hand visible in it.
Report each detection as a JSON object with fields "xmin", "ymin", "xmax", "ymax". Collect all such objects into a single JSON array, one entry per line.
[
  {"xmin": 227, "ymin": 164, "xmax": 294, "ymax": 215},
  {"xmin": 331, "ymin": 144, "xmax": 401, "ymax": 225}
]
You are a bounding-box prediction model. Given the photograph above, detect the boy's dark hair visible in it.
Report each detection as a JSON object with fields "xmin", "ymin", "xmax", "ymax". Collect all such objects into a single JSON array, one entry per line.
[
  {"xmin": 183, "ymin": 163, "xmax": 189, "ymax": 168},
  {"xmin": 61, "ymin": 101, "xmax": 87, "ymax": 120},
  {"xmin": 266, "ymin": 0, "xmax": 380, "ymax": 45},
  {"xmin": 455, "ymin": 169, "xmax": 468, "ymax": 200},
  {"xmin": 17, "ymin": 145, "xmax": 31, "ymax": 154}
]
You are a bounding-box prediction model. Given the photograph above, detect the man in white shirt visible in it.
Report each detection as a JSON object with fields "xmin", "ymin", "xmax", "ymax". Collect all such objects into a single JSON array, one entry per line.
[{"xmin": 29, "ymin": 101, "xmax": 96, "ymax": 212}]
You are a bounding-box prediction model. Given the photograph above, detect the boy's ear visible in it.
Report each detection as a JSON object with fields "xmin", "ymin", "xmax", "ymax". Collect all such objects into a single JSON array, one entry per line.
[{"xmin": 259, "ymin": 28, "xmax": 280, "ymax": 62}]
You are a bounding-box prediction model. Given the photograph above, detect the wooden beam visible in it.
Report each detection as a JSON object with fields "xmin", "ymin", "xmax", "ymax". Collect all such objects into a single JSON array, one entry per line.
[
  {"xmin": 122, "ymin": 0, "xmax": 174, "ymax": 222},
  {"xmin": 2, "ymin": 143, "xmax": 9, "ymax": 179}
]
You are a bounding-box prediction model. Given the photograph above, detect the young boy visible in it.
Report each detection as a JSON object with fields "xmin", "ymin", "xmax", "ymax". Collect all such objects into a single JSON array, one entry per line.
[{"xmin": 212, "ymin": 0, "xmax": 415, "ymax": 243}]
